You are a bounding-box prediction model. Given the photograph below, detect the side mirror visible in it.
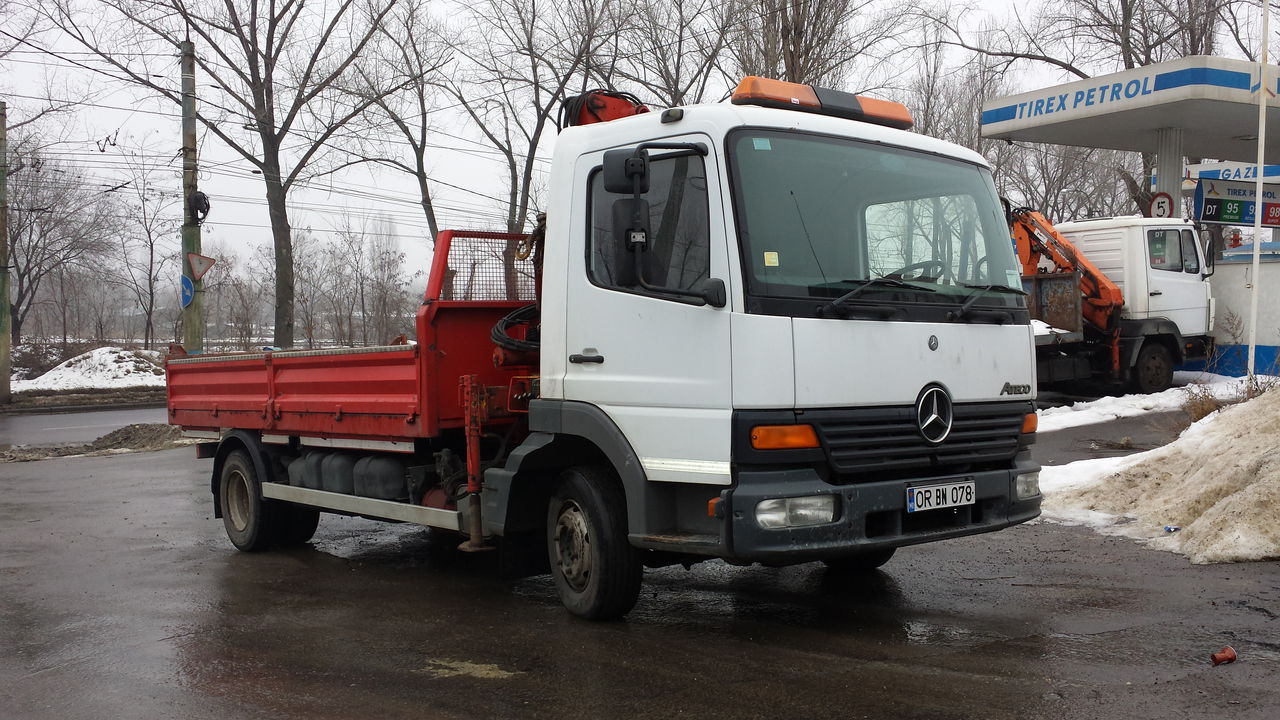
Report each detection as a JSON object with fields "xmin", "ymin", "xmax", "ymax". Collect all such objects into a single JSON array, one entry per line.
[
  {"xmin": 693, "ymin": 277, "xmax": 727, "ymax": 308},
  {"xmin": 603, "ymin": 149, "xmax": 649, "ymax": 194}
]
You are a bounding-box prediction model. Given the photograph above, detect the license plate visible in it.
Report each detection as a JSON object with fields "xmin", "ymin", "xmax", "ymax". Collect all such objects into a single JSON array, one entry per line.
[{"xmin": 906, "ymin": 481, "xmax": 975, "ymax": 513}]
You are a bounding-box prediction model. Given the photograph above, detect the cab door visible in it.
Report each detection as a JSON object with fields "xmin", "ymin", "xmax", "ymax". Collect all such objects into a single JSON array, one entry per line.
[
  {"xmin": 1144, "ymin": 227, "xmax": 1210, "ymax": 336},
  {"xmin": 560, "ymin": 136, "xmax": 734, "ymax": 486}
]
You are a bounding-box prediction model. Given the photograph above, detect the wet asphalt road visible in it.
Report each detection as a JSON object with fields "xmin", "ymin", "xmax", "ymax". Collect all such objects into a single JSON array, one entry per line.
[
  {"xmin": 0, "ymin": 407, "xmax": 167, "ymax": 448},
  {"xmin": 2, "ymin": 446, "xmax": 1278, "ymax": 720}
]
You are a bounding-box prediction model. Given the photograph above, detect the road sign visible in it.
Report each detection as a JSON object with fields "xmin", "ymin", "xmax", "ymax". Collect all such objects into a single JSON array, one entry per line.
[
  {"xmin": 187, "ymin": 252, "xmax": 217, "ymax": 280},
  {"xmin": 1149, "ymin": 192, "xmax": 1175, "ymax": 218},
  {"xmin": 180, "ymin": 275, "xmax": 195, "ymax": 308}
]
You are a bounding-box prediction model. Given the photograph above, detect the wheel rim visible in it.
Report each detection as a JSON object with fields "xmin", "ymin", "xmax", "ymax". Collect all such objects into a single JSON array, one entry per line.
[
  {"xmin": 552, "ymin": 499, "xmax": 591, "ymax": 592},
  {"xmin": 226, "ymin": 469, "xmax": 252, "ymax": 532}
]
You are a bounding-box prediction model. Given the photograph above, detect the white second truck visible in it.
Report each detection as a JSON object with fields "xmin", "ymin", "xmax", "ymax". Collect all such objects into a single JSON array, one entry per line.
[{"xmin": 1015, "ymin": 211, "xmax": 1215, "ymax": 393}]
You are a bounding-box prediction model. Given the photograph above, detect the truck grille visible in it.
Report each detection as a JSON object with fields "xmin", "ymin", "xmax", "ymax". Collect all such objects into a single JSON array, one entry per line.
[{"xmin": 807, "ymin": 401, "xmax": 1029, "ymax": 480}]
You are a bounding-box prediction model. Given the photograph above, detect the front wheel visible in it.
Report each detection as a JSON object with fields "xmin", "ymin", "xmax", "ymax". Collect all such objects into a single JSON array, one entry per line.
[
  {"xmin": 546, "ymin": 466, "xmax": 642, "ymax": 620},
  {"xmin": 1131, "ymin": 342, "xmax": 1173, "ymax": 394}
]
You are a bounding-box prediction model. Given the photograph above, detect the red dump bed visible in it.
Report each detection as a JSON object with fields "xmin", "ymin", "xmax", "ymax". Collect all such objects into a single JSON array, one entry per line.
[{"xmin": 166, "ymin": 231, "xmax": 535, "ymax": 442}]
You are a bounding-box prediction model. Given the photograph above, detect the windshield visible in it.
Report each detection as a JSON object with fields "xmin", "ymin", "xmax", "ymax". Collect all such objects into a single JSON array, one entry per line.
[{"xmin": 728, "ymin": 130, "xmax": 1023, "ymax": 314}]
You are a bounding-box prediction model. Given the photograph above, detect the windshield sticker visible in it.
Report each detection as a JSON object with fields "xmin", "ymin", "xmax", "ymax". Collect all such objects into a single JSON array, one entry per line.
[
  {"xmin": 763, "ymin": 251, "xmax": 780, "ymax": 267},
  {"xmin": 752, "ymin": 138, "xmax": 772, "ymax": 151},
  {"xmin": 1005, "ymin": 270, "xmax": 1022, "ymax": 287}
]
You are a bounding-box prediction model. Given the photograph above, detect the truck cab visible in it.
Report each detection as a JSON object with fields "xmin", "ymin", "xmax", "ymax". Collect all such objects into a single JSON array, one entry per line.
[
  {"xmin": 1057, "ymin": 217, "xmax": 1214, "ymax": 337},
  {"xmin": 490, "ymin": 79, "xmax": 1042, "ymax": 614}
]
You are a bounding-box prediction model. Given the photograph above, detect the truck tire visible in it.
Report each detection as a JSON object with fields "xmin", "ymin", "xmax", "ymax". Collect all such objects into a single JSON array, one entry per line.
[
  {"xmin": 273, "ymin": 505, "xmax": 320, "ymax": 547},
  {"xmin": 823, "ymin": 548, "xmax": 895, "ymax": 572},
  {"xmin": 219, "ymin": 449, "xmax": 274, "ymax": 551},
  {"xmin": 1132, "ymin": 342, "xmax": 1173, "ymax": 394},
  {"xmin": 546, "ymin": 466, "xmax": 642, "ymax": 620}
]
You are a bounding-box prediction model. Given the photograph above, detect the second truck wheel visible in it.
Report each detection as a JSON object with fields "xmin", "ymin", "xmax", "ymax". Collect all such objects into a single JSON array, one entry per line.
[{"xmin": 1132, "ymin": 342, "xmax": 1173, "ymax": 394}]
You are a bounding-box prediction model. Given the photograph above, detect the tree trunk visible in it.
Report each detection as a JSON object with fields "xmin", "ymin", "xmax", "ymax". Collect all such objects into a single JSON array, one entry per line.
[
  {"xmin": 415, "ymin": 160, "xmax": 440, "ymax": 245},
  {"xmin": 262, "ymin": 150, "xmax": 295, "ymax": 348}
]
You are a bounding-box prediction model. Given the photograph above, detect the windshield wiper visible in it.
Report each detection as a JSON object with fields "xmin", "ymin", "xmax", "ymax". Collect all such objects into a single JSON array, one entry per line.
[
  {"xmin": 818, "ymin": 277, "xmax": 935, "ymax": 318},
  {"xmin": 950, "ymin": 283, "xmax": 1027, "ymax": 321}
]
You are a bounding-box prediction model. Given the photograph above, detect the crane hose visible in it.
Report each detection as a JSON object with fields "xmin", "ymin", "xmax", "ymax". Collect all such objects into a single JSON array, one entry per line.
[{"xmin": 491, "ymin": 303, "xmax": 540, "ymax": 353}]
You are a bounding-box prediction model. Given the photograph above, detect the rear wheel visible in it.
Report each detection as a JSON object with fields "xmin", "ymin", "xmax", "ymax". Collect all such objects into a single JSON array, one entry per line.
[
  {"xmin": 823, "ymin": 548, "xmax": 896, "ymax": 572},
  {"xmin": 220, "ymin": 449, "xmax": 274, "ymax": 551},
  {"xmin": 1132, "ymin": 342, "xmax": 1173, "ymax": 394},
  {"xmin": 546, "ymin": 466, "xmax": 642, "ymax": 620}
]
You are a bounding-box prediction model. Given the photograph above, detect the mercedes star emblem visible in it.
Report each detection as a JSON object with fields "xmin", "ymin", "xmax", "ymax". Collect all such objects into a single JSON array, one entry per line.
[
  {"xmin": 928, "ymin": 335, "xmax": 939, "ymax": 351},
  {"xmin": 916, "ymin": 385, "xmax": 953, "ymax": 444}
]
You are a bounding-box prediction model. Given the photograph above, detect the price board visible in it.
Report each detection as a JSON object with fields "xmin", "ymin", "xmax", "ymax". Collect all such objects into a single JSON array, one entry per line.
[{"xmin": 1196, "ymin": 178, "xmax": 1280, "ymax": 227}]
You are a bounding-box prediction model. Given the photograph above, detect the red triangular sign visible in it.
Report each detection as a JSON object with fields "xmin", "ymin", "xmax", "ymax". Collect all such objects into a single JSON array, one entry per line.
[{"xmin": 188, "ymin": 253, "xmax": 217, "ymax": 280}]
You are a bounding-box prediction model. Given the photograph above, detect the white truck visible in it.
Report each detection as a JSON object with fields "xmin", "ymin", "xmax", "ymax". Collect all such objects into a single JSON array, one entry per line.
[
  {"xmin": 172, "ymin": 77, "xmax": 1043, "ymax": 620},
  {"xmin": 1016, "ymin": 213, "xmax": 1215, "ymax": 393}
]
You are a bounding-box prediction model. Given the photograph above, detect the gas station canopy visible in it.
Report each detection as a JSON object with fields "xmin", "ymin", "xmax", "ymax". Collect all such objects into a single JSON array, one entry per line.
[{"xmin": 981, "ymin": 56, "xmax": 1280, "ymax": 164}]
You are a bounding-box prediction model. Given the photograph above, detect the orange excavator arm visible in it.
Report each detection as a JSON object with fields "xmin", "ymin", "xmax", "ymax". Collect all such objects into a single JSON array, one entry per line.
[
  {"xmin": 1011, "ymin": 208, "xmax": 1126, "ymax": 373},
  {"xmin": 1010, "ymin": 209, "xmax": 1125, "ymax": 330}
]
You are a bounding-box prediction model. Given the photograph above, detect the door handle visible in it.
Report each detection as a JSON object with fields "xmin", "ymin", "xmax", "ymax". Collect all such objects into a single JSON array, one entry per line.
[
  {"xmin": 569, "ymin": 354, "xmax": 605, "ymax": 364},
  {"xmin": 1149, "ymin": 291, "xmax": 1163, "ymax": 296}
]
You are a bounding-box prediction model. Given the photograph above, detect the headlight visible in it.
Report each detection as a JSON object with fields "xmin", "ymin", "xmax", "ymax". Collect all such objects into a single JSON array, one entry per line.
[
  {"xmin": 1015, "ymin": 472, "xmax": 1040, "ymax": 500},
  {"xmin": 755, "ymin": 495, "xmax": 837, "ymax": 529}
]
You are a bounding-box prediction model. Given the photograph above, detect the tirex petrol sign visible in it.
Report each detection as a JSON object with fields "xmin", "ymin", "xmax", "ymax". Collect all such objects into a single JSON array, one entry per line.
[{"xmin": 981, "ymin": 57, "xmax": 1277, "ymax": 131}]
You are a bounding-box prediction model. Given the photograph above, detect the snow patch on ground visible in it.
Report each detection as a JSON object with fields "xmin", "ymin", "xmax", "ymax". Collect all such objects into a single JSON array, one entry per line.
[
  {"xmin": 1036, "ymin": 370, "xmax": 1275, "ymax": 432},
  {"xmin": 1040, "ymin": 388, "xmax": 1280, "ymax": 564},
  {"xmin": 11, "ymin": 347, "xmax": 165, "ymax": 392}
]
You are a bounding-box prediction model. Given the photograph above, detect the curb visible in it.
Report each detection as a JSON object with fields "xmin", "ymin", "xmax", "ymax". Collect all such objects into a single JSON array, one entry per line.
[{"xmin": 0, "ymin": 401, "xmax": 167, "ymax": 416}]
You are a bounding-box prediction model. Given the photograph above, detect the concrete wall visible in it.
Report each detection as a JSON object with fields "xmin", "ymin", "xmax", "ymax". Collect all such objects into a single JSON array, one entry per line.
[{"xmin": 1197, "ymin": 261, "xmax": 1280, "ymax": 376}]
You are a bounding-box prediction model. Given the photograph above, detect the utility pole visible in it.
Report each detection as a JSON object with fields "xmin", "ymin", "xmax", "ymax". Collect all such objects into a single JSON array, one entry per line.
[
  {"xmin": 180, "ymin": 40, "xmax": 204, "ymax": 352},
  {"xmin": 1, "ymin": 101, "xmax": 11, "ymax": 404}
]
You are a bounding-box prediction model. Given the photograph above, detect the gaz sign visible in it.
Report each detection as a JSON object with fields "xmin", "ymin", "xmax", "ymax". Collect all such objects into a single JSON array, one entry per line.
[{"xmin": 1149, "ymin": 192, "xmax": 1174, "ymax": 218}]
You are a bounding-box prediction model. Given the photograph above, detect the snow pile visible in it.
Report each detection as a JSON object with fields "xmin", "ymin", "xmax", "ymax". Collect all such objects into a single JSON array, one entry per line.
[
  {"xmin": 1037, "ymin": 370, "xmax": 1274, "ymax": 432},
  {"xmin": 11, "ymin": 346, "xmax": 165, "ymax": 392},
  {"xmin": 1040, "ymin": 388, "xmax": 1280, "ymax": 563}
]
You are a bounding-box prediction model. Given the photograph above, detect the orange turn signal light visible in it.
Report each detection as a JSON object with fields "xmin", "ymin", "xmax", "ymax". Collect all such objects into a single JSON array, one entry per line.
[
  {"xmin": 1022, "ymin": 413, "xmax": 1038, "ymax": 434},
  {"xmin": 731, "ymin": 76, "xmax": 913, "ymax": 130},
  {"xmin": 751, "ymin": 424, "xmax": 820, "ymax": 450}
]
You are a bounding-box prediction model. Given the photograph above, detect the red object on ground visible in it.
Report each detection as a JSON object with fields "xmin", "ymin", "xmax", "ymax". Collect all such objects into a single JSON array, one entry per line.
[
  {"xmin": 1210, "ymin": 646, "xmax": 1237, "ymax": 666},
  {"xmin": 165, "ymin": 230, "xmax": 535, "ymax": 443}
]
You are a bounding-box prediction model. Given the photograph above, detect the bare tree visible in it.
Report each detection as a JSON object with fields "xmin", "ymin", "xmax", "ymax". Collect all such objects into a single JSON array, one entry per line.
[
  {"xmin": 6, "ymin": 149, "xmax": 117, "ymax": 342},
  {"xmin": 599, "ymin": 0, "xmax": 735, "ymax": 106},
  {"xmin": 347, "ymin": 0, "xmax": 452, "ymax": 243},
  {"xmin": 111, "ymin": 152, "xmax": 179, "ymax": 349},
  {"xmin": 445, "ymin": 0, "xmax": 624, "ymax": 235},
  {"xmin": 726, "ymin": 0, "xmax": 906, "ymax": 89},
  {"xmin": 45, "ymin": 0, "xmax": 409, "ymax": 347}
]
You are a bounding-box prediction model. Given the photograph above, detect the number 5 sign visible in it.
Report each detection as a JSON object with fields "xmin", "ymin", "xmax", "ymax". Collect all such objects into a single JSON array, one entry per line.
[{"xmin": 1149, "ymin": 192, "xmax": 1175, "ymax": 218}]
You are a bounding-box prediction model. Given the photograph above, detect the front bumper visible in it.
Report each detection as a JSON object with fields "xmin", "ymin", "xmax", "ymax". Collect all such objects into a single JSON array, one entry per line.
[{"xmin": 722, "ymin": 454, "xmax": 1041, "ymax": 563}]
